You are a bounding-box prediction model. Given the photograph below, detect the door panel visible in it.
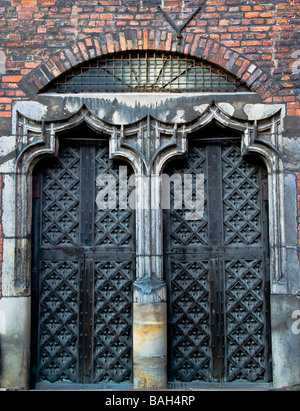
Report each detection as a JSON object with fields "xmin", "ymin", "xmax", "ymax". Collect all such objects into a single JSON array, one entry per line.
[
  {"xmin": 167, "ymin": 258, "xmax": 211, "ymax": 382},
  {"xmin": 41, "ymin": 145, "xmax": 81, "ymax": 247},
  {"xmin": 31, "ymin": 138, "xmax": 135, "ymax": 387},
  {"xmin": 92, "ymin": 257, "xmax": 133, "ymax": 384},
  {"xmin": 164, "ymin": 137, "xmax": 271, "ymax": 385},
  {"xmin": 38, "ymin": 258, "xmax": 81, "ymax": 383},
  {"xmin": 225, "ymin": 258, "xmax": 269, "ymax": 382}
]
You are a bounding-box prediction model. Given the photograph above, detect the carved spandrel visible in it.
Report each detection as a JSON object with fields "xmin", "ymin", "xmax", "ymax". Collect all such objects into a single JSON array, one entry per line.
[
  {"xmin": 17, "ymin": 116, "xmax": 44, "ymax": 156},
  {"xmin": 111, "ymin": 115, "xmax": 183, "ymax": 175}
]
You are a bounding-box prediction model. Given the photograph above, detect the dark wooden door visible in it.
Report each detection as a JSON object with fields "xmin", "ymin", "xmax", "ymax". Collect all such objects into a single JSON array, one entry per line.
[
  {"xmin": 164, "ymin": 136, "xmax": 272, "ymax": 385},
  {"xmin": 31, "ymin": 137, "xmax": 135, "ymax": 387}
]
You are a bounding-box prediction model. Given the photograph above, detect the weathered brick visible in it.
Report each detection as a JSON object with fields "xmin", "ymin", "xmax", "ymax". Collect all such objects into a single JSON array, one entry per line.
[
  {"xmin": 36, "ymin": 0, "xmax": 55, "ymax": 4},
  {"xmin": 17, "ymin": 12, "xmax": 33, "ymax": 19},
  {"xmin": 0, "ymin": 111, "xmax": 11, "ymax": 117},
  {"xmin": 2, "ymin": 75, "xmax": 23, "ymax": 82},
  {"xmin": 0, "ymin": 0, "xmax": 298, "ymax": 143}
]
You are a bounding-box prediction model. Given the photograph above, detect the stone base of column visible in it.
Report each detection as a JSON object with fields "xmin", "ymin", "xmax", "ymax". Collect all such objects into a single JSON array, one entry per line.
[{"xmin": 133, "ymin": 302, "xmax": 167, "ymax": 390}]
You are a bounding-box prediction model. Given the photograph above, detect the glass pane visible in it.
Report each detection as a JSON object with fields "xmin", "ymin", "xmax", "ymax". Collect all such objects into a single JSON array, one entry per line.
[{"xmin": 50, "ymin": 52, "xmax": 248, "ymax": 93}]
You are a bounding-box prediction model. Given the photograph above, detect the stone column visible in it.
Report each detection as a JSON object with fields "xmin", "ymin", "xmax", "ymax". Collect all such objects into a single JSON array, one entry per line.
[
  {"xmin": 133, "ymin": 281, "xmax": 167, "ymax": 389},
  {"xmin": 110, "ymin": 115, "xmax": 186, "ymax": 389},
  {"xmin": 132, "ymin": 173, "xmax": 167, "ymax": 389}
]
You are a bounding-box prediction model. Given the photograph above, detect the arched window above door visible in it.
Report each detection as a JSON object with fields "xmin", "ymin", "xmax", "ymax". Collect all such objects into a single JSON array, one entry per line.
[{"xmin": 42, "ymin": 51, "xmax": 249, "ymax": 94}]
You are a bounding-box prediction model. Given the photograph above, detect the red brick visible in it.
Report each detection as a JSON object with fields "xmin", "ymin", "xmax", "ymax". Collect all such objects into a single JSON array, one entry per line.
[
  {"xmin": 106, "ymin": 34, "xmax": 115, "ymax": 53},
  {"xmin": 0, "ymin": 111, "xmax": 11, "ymax": 117},
  {"xmin": 245, "ymin": 12, "xmax": 260, "ymax": 18},
  {"xmin": 229, "ymin": 26, "xmax": 248, "ymax": 33},
  {"xmin": 164, "ymin": 1, "xmax": 183, "ymax": 6},
  {"xmin": 9, "ymin": 34, "xmax": 21, "ymax": 40},
  {"xmin": 99, "ymin": 13, "xmax": 113, "ymax": 20},
  {"xmin": 85, "ymin": 38, "xmax": 93, "ymax": 47},
  {"xmin": 0, "ymin": 98, "xmax": 12, "ymax": 103},
  {"xmin": 165, "ymin": 32, "xmax": 173, "ymax": 51},
  {"xmin": 18, "ymin": 12, "xmax": 32, "ymax": 19},
  {"xmin": 22, "ymin": 0, "xmax": 36, "ymax": 5},
  {"xmin": 36, "ymin": 0, "xmax": 55, "ymax": 4},
  {"xmin": 0, "ymin": 2, "xmax": 298, "ymax": 108},
  {"xmin": 288, "ymin": 102, "xmax": 300, "ymax": 109},
  {"xmin": 2, "ymin": 75, "xmax": 23, "ymax": 82}
]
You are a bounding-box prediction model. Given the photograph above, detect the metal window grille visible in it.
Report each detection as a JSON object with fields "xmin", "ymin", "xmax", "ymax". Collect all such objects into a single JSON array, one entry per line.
[{"xmin": 46, "ymin": 52, "xmax": 249, "ymax": 94}]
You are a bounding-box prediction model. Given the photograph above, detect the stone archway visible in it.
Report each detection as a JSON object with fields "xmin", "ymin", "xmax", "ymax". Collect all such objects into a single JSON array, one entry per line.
[
  {"xmin": 18, "ymin": 29, "xmax": 280, "ymax": 101},
  {"xmin": 12, "ymin": 98, "xmax": 285, "ymax": 389}
]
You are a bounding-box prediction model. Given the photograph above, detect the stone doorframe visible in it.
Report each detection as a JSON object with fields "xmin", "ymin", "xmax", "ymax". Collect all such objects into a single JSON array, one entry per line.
[{"xmin": 10, "ymin": 99, "xmax": 285, "ymax": 389}]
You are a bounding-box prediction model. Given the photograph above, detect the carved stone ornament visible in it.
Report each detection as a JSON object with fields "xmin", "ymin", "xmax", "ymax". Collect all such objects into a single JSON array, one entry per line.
[{"xmin": 13, "ymin": 101, "xmax": 285, "ymax": 297}]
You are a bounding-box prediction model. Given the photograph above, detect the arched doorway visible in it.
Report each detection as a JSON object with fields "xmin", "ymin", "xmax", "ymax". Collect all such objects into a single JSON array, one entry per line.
[
  {"xmin": 163, "ymin": 123, "xmax": 272, "ymax": 387},
  {"xmin": 20, "ymin": 47, "xmax": 284, "ymax": 390},
  {"xmin": 25, "ymin": 109, "xmax": 279, "ymax": 390},
  {"xmin": 30, "ymin": 124, "xmax": 135, "ymax": 389}
]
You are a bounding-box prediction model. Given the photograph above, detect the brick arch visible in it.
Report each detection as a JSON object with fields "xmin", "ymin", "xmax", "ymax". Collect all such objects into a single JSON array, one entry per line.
[{"xmin": 20, "ymin": 29, "xmax": 279, "ymax": 101}]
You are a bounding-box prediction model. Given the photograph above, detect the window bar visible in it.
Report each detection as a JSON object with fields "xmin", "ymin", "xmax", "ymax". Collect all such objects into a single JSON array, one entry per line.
[
  {"xmin": 48, "ymin": 52, "xmax": 248, "ymax": 93},
  {"xmin": 194, "ymin": 63, "xmax": 197, "ymax": 92},
  {"xmin": 128, "ymin": 53, "xmax": 132, "ymax": 91},
  {"xmin": 217, "ymin": 68, "xmax": 220, "ymax": 92},
  {"xmin": 176, "ymin": 55, "xmax": 179, "ymax": 91},
  {"xmin": 198, "ymin": 62, "xmax": 202, "ymax": 92},
  {"xmin": 79, "ymin": 66, "xmax": 83, "ymax": 93},
  {"xmin": 146, "ymin": 52, "xmax": 149, "ymax": 91},
  {"xmin": 106, "ymin": 57, "xmax": 109, "ymax": 92},
  {"xmin": 113, "ymin": 55, "xmax": 116, "ymax": 92},
  {"xmin": 151, "ymin": 53, "xmax": 156, "ymax": 91},
  {"xmin": 169, "ymin": 54, "xmax": 172, "ymax": 91},
  {"xmin": 120, "ymin": 53, "xmax": 123, "ymax": 92},
  {"xmin": 154, "ymin": 52, "xmax": 158, "ymax": 90},
  {"xmin": 154, "ymin": 54, "xmax": 165, "ymax": 91},
  {"xmin": 130, "ymin": 56, "xmax": 139, "ymax": 91},
  {"xmin": 162, "ymin": 54, "xmax": 167, "ymax": 90},
  {"xmin": 88, "ymin": 62, "xmax": 92, "ymax": 93},
  {"xmin": 97, "ymin": 61, "xmax": 101, "ymax": 92},
  {"xmin": 203, "ymin": 62, "xmax": 206, "ymax": 91},
  {"xmin": 137, "ymin": 52, "xmax": 140, "ymax": 92}
]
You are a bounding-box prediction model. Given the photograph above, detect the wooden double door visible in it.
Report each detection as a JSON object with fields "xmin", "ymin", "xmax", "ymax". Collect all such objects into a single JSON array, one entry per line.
[{"xmin": 31, "ymin": 133, "xmax": 271, "ymax": 387}]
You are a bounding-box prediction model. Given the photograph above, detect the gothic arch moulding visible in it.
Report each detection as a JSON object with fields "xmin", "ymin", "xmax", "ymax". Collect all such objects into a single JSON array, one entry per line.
[
  {"xmin": 18, "ymin": 29, "xmax": 280, "ymax": 101},
  {"xmin": 14, "ymin": 102, "xmax": 286, "ymax": 296}
]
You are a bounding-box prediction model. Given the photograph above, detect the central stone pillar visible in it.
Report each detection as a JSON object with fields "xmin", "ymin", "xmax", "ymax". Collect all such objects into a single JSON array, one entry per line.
[
  {"xmin": 110, "ymin": 116, "xmax": 186, "ymax": 389},
  {"xmin": 133, "ymin": 275, "xmax": 167, "ymax": 389},
  {"xmin": 132, "ymin": 173, "xmax": 168, "ymax": 389}
]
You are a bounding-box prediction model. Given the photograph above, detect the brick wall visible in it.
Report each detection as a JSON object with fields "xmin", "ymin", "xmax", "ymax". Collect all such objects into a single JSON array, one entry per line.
[{"xmin": 0, "ymin": 0, "xmax": 299, "ymax": 117}]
